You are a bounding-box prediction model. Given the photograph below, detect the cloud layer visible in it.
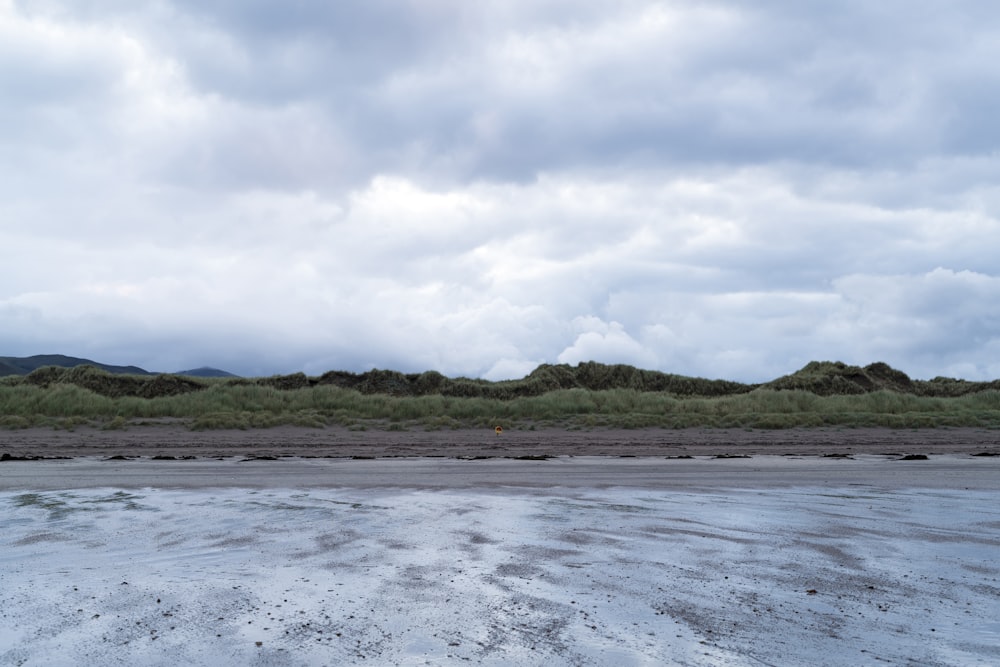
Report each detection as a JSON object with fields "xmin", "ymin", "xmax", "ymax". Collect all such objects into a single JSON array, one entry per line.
[{"xmin": 3, "ymin": 1, "xmax": 1000, "ymax": 380}]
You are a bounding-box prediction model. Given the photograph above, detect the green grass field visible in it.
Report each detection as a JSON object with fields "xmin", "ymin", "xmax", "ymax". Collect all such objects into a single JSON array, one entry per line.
[{"xmin": 2, "ymin": 362, "xmax": 1000, "ymax": 431}]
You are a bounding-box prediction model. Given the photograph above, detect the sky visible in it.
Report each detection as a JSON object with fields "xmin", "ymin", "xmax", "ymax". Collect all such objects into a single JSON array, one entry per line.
[{"xmin": 2, "ymin": 0, "xmax": 1000, "ymax": 381}]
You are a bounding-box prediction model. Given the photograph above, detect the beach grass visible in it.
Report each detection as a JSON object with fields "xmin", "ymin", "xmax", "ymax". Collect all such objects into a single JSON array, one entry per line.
[{"xmin": 3, "ymin": 374, "xmax": 1000, "ymax": 431}]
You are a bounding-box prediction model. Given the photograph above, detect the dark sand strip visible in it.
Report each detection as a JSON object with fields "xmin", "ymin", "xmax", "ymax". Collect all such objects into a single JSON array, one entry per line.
[{"xmin": 2, "ymin": 424, "xmax": 999, "ymax": 459}]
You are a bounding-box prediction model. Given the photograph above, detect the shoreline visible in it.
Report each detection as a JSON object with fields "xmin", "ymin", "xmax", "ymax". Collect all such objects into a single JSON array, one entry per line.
[
  {"xmin": 2, "ymin": 424, "xmax": 999, "ymax": 460},
  {"xmin": 3, "ymin": 453, "xmax": 1000, "ymax": 491}
]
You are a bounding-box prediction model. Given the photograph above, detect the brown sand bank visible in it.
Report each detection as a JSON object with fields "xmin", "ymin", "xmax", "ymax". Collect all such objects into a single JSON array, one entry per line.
[{"xmin": 2, "ymin": 424, "xmax": 999, "ymax": 460}]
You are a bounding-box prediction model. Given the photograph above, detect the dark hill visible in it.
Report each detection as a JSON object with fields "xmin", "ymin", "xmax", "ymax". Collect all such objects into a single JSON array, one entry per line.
[
  {"xmin": 762, "ymin": 361, "xmax": 912, "ymax": 395},
  {"xmin": 0, "ymin": 355, "xmax": 238, "ymax": 379},
  {"xmin": 19, "ymin": 365, "xmax": 205, "ymax": 399},
  {"xmin": 761, "ymin": 360, "xmax": 1000, "ymax": 397},
  {"xmin": 176, "ymin": 367, "xmax": 240, "ymax": 378},
  {"xmin": 0, "ymin": 359, "xmax": 23, "ymax": 377},
  {"xmin": 0, "ymin": 354, "xmax": 153, "ymax": 376},
  {"xmin": 520, "ymin": 362, "xmax": 753, "ymax": 396},
  {"xmin": 300, "ymin": 362, "xmax": 753, "ymax": 398},
  {"xmin": 3, "ymin": 358, "xmax": 997, "ymax": 400}
]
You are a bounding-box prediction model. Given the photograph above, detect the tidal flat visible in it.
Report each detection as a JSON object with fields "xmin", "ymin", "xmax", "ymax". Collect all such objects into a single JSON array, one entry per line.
[{"xmin": 2, "ymin": 460, "xmax": 999, "ymax": 666}]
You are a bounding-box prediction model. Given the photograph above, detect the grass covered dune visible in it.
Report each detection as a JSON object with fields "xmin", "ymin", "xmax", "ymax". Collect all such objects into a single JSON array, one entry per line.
[{"xmin": 2, "ymin": 360, "xmax": 1000, "ymax": 432}]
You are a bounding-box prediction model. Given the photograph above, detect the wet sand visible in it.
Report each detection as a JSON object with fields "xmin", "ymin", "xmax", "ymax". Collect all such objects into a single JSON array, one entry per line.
[
  {"xmin": 3, "ymin": 454, "xmax": 1000, "ymax": 491},
  {"xmin": 4, "ymin": 484, "xmax": 999, "ymax": 665},
  {"xmin": 4, "ymin": 426, "xmax": 1000, "ymax": 665},
  {"xmin": 2, "ymin": 424, "xmax": 999, "ymax": 460}
]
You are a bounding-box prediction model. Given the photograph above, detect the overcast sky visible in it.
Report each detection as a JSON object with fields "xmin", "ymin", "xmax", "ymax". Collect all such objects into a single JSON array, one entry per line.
[{"xmin": 2, "ymin": 0, "xmax": 999, "ymax": 381}]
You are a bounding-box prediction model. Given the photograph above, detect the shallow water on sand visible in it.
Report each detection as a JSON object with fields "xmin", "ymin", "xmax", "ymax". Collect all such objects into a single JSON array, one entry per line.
[{"xmin": 2, "ymin": 485, "xmax": 999, "ymax": 666}]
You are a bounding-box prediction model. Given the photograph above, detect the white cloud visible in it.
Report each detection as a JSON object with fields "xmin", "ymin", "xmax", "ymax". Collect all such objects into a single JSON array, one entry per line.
[
  {"xmin": 5, "ymin": 167, "xmax": 1000, "ymax": 380},
  {"xmin": 3, "ymin": 1, "xmax": 1000, "ymax": 381},
  {"xmin": 557, "ymin": 317, "xmax": 658, "ymax": 369},
  {"xmin": 829, "ymin": 269, "xmax": 1000, "ymax": 369}
]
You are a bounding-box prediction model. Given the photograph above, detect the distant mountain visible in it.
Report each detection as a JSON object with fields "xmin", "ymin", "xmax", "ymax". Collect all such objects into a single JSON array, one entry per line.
[
  {"xmin": 0, "ymin": 354, "xmax": 153, "ymax": 377},
  {"xmin": 176, "ymin": 367, "xmax": 239, "ymax": 378},
  {"xmin": 0, "ymin": 355, "xmax": 238, "ymax": 378},
  {"xmin": 0, "ymin": 359, "xmax": 23, "ymax": 377}
]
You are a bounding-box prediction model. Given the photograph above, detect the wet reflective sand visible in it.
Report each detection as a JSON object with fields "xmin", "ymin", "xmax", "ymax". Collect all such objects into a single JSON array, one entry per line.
[{"xmin": 3, "ymin": 457, "xmax": 999, "ymax": 665}]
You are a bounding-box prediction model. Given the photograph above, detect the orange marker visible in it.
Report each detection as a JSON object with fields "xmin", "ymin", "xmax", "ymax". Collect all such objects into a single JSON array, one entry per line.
[{"xmin": 495, "ymin": 425, "xmax": 503, "ymax": 435}]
